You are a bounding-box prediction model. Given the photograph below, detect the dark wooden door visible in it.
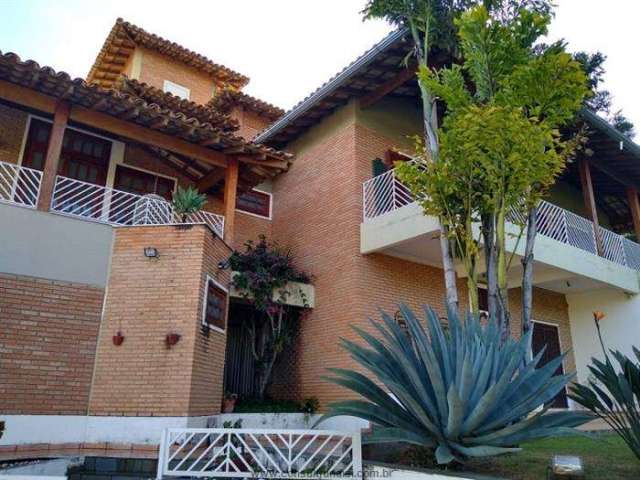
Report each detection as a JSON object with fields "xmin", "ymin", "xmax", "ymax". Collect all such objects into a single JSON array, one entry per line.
[{"xmin": 532, "ymin": 322, "xmax": 568, "ymax": 408}]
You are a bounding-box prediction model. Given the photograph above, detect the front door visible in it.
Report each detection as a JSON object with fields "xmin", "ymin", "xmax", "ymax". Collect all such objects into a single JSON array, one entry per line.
[{"xmin": 532, "ymin": 322, "xmax": 568, "ymax": 408}]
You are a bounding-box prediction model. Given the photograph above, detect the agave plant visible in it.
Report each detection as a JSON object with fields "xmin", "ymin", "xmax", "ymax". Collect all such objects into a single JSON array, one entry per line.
[
  {"xmin": 319, "ymin": 304, "xmax": 591, "ymax": 465},
  {"xmin": 569, "ymin": 313, "xmax": 640, "ymax": 460},
  {"xmin": 172, "ymin": 186, "xmax": 207, "ymax": 223}
]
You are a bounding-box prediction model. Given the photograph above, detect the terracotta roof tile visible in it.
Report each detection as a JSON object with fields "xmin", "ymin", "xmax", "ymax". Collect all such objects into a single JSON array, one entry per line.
[
  {"xmin": 208, "ymin": 88, "xmax": 284, "ymax": 121},
  {"xmin": 87, "ymin": 18, "xmax": 249, "ymax": 90},
  {"xmin": 0, "ymin": 51, "xmax": 292, "ymax": 179}
]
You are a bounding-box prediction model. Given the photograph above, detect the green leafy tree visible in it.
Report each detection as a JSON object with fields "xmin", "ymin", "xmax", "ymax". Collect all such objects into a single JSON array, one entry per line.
[
  {"xmin": 396, "ymin": 4, "xmax": 588, "ymax": 338},
  {"xmin": 319, "ymin": 304, "xmax": 591, "ymax": 465},
  {"xmin": 172, "ymin": 185, "xmax": 207, "ymax": 223}
]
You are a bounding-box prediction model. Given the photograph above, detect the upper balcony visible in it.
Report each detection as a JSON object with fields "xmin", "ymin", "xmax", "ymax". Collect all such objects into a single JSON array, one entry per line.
[
  {"xmin": 0, "ymin": 159, "xmax": 225, "ymax": 237},
  {"xmin": 361, "ymin": 168, "xmax": 640, "ymax": 294}
]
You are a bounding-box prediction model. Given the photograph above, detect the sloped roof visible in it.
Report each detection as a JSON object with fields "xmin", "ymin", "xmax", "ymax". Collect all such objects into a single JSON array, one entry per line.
[
  {"xmin": 208, "ymin": 88, "xmax": 284, "ymax": 121},
  {"xmin": 87, "ymin": 18, "xmax": 249, "ymax": 90},
  {"xmin": 115, "ymin": 76, "xmax": 240, "ymax": 132},
  {"xmin": 0, "ymin": 51, "xmax": 292, "ymax": 179}
]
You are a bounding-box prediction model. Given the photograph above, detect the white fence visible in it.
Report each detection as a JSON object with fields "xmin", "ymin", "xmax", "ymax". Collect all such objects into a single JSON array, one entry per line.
[
  {"xmin": 362, "ymin": 167, "xmax": 640, "ymax": 271},
  {"xmin": 0, "ymin": 160, "xmax": 43, "ymax": 208},
  {"xmin": 51, "ymin": 175, "xmax": 224, "ymax": 237},
  {"xmin": 156, "ymin": 428, "xmax": 362, "ymax": 480}
]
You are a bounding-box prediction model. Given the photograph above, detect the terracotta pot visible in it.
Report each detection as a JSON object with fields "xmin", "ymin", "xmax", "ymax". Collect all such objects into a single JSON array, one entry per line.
[
  {"xmin": 112, "ymin": 332, "xmax": 125, "ymax": 346},
  {"xmin": 165, "ymin": 333, "xmax": 181, "ymax": 348},
  {"xmin": 222, "ymin": 398, "xmax": 237, "ymax": 413}
]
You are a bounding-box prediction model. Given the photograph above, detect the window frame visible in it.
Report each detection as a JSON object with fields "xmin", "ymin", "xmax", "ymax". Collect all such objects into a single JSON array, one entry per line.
[
  {"xmin": 236, "ymin": 188, "xmax": 273, "ymax": 220},
  {"xmin": 163, "ymin": 80, "xmax": 191, "ymax": 100},
  {"xmin": 201, "ymin": 274, "xmax": 228, "ymax": 333}
]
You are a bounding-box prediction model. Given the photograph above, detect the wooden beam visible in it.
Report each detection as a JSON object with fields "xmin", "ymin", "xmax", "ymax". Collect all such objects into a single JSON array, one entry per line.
[
  {"xmin": 359, "ymin": 65, "xmax": 418, "ymax": 109},
  {"xmin": 237, "ymin": 155, "xmax": 288, "ymax": 170},
  {"xmin": 197, "ymin": 168, "xmax": 226, "ymax": 192},
  {"xmin": 578, "ymin": 158, "xmax": 604, "ymax": 255},
  {"xmin": 0, "ymin": 80, "xmax": 228, "ymax": 169},
  {"xmin": 37, "ymin": 101, "xmax": 70, "ymax": 212},
  {"xmin": 223, "ymin": 158, "xmax": 239, "ymax": 244},
  {"xmin": 627, "ymin": 186, "xmax": 640, "ymax": 241},
  {"xmin": 69, "ymin": 107, "xmax": 228, "ymax": 168}
]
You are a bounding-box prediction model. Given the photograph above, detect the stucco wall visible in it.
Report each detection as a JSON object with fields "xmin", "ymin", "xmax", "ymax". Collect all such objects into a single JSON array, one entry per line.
[
  {"xmin": 0, "ymin": 203, "xmax": 113, "ymax": 287},
  {"xmin": 567, "ymin": 288, "xmax": 640, "ymax": 384}
]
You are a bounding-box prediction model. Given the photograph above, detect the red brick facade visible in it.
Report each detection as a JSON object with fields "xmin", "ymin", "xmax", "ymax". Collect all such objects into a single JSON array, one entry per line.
[{"xmin": 0, "ymin": 273, "xmax": 103, "ymax": 414}]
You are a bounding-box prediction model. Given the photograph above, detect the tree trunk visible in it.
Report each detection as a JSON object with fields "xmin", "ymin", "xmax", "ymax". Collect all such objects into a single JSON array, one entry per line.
[
  {"xmin": 495, "ymin": 202, "xmax": 510, "ymax": 336},
  {"xmin": 482, "ymin": 214, "xmax": 499, "ymax": 322},
  {"xmin": 521, "ymin": 206, "xmax": 537, "ymax": 358}
]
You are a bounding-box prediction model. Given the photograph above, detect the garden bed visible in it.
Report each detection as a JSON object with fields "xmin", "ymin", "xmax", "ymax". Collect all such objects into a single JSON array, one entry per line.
[{"xmin": 367, "ymin": 433, "xmax": 640, "ymax": 480}]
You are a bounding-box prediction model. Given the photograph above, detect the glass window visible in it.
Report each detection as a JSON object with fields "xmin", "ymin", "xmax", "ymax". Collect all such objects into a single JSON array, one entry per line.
[
  {"xmin": 237, "ymin": 189, "xmax": 272, "ymax": 218},
  {"xmin": 163, "ymin": 80, "xmax": 190, "ymax": 100},
  {"xmin": 203, "ymin": 277, "xmax": 227, "ymax": 331}
]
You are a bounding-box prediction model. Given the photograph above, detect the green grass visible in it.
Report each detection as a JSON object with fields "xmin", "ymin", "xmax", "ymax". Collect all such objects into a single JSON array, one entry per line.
[{"xmin": 464, "ymin": 433, "xmax": 640, "ymax": 479}]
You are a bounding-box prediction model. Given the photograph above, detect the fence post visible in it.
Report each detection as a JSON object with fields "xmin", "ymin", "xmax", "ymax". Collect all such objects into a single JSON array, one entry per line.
[
  {"xmin": 351, "ymin": 431, "xmax": 363, "ymax": 479},
  {"xmin": 156, "ymin": 429, "xmax": 168, "ymax": 480},
  {"xmin": 391, "ymin": 170, "xmax": 397, "ymax": 210}
]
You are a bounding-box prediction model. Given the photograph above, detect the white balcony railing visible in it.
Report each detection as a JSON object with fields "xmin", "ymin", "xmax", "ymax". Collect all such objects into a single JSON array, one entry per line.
[
  {"xmin": 51, "ymin": 175, "xmax": 224, "ymax": 237},
  {"xmin": 362, "ymin": 167, "xmax": 640, "ymax": 271},
  {"xmin": 0, "ymin": 160, "xmax": 43, "ymax": 209}
]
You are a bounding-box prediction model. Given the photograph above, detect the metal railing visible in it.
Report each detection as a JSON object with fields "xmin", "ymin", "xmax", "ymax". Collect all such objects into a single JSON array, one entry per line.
[
  {"xmin": 156, "ymin": 428, "xmax": 362, "ymax": 479},
  {"xmin": 362, "ymin": 167, "xmax": 640, "ymax": 271},
  {"xmin": 51, "ymin": 175, "xmax": 224, "ymax": 237},
  {"xmin": 0, "ymin": 160, "xmax": 43, "ymax": 209}
]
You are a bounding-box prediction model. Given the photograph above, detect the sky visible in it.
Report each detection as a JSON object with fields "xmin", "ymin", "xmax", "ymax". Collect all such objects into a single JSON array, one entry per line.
[{"xmin": 0, "ymin": 0, "xmax": 638, "ymax": 129}]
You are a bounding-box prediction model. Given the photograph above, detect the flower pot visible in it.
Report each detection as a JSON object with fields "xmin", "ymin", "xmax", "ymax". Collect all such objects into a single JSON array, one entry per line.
[
  {"xmin": 165, "ymin": 333, "xmax": 181, "ymax": 348},
  {"xmin": 112, "ymin": 332, "xmax": 125, "ymax": 346},
  {"xmin": 222, "ymin": 398, "xmax": 237, "ymax": 413}
]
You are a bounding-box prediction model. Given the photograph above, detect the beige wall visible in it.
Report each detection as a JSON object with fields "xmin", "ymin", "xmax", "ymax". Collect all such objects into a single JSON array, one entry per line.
[{"xmin": 137, "ymin": 47, "xmax": 218, "ymax": 105}]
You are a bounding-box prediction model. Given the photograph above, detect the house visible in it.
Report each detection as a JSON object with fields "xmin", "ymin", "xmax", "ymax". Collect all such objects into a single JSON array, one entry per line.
[{"xmin": 1, "ymin": 21, "xmax": 639, "ymax": 448}]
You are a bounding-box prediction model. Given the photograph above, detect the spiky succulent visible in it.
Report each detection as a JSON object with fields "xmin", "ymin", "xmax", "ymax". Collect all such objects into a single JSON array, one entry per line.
[
  {"xmin": 319, "ymin": 304, "xmax": 591, "ymax": 464},
  {"xmin": 172, "ymin": 186, "xmax": 207, "ymax": 222}
]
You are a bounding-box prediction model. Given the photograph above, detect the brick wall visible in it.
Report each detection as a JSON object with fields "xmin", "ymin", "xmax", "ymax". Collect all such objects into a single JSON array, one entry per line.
[
  {"xmin": 0, "ymin": 103, "xmax": 28, "ymax": 164},
  {"xmin": 137, "ymin": 47, "xmax": 218, "ymax": 105},
  {"xmin": 88, "ymin": 225, "xmax": 230, "ymax": 417},
  {"xmin": 0, "ymin": 273, "xmax": 103, "ymax": 414},
  {"xmin": 270, "ymin": 105, "xmax": 575, "ymax": 407},
  {"xmin": 230, "ymin": 107, "xmax": 273, "ymax": 141}
]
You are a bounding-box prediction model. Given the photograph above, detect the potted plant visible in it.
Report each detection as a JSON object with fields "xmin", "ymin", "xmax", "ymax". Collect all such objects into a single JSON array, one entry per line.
[
  {"xmin": 112, "ymin": 331, "xmax": 125, "ymax": 346},
  {"xmin": 165, "ymin": 332, "xmax": 181, "ymax": 348},
  {"xmin": 172, "ymin": 186, "xmax": 207, "ymax": 226},
  {"xmin": 222, "ymin": 393, "xmax": 238, "ymax": 413}
]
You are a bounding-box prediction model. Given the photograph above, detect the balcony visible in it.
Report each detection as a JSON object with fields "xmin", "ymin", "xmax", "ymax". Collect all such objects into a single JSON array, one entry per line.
[
  {"xmin": 0, "ymin": 160, "xmax": 224, "ymax": 238},
  {"xmin": 361, "ymin": 168, "xmax": 640, "ymax": 293}
]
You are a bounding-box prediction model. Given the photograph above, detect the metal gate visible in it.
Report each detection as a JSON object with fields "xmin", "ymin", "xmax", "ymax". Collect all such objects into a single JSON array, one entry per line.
[{"xmin": 156, "ymin": 428, "xmax": 362, "ymax": 479}]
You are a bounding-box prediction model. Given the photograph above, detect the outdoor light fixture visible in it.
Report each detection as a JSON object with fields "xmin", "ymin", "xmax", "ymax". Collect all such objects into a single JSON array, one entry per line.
[
  {"xmin": 547, "ymin": 455, "xmax": 584, "ymax": 479},
  {"xmin": 144, "ymin": 247, "xmax": 158, "ymax": 258},
  {"xmin": 218, "ymin": 259, "xmax": 230, "ymax": 270}
]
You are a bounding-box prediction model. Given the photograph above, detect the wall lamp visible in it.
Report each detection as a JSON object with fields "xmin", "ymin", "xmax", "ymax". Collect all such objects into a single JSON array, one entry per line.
[{"xmin": 144, "ymin": 247, "xmax": 159, "ymax": 258}]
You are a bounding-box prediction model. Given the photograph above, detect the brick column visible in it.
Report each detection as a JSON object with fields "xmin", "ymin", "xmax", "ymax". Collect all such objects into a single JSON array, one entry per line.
[
  {"xmin": 37, "ymin": 101, "xmax": 70, "ymax": 212},
  {"xmin": 88, "ymin": 225, "xmax": 231, "ymax": 417}
]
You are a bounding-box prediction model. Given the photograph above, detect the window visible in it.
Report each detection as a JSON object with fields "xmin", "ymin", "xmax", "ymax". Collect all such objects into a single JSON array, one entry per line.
[
  {"xmin": 163, "ymin": 80, "xmax": 190, "ymax": 100},
  {"xmin": 113, "ymin": 165, "xmax": 176, "ymax": 200},
  {"xmin": 237, "ymin": 189, "xmax": 272, "ymax": 219},
  {"xmin": 203, "ymin": 276, "xmax": 228, "ymax": 331}
]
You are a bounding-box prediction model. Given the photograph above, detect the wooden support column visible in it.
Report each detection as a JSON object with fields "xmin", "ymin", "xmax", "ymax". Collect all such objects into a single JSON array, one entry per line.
[
  {"xmin": 37, "ymin": 101, "xmax": 70, "ymax": 212},
  {"xmin": 578, "ymin": 158, "xmax": 604, "ymax": 255},
  {"xmin": 626, "ymin": 186, "xmax": 640, "ymax": 241},
  {"xmin": 223, "ymin": 157, "xmax": 239, "ymax": 244}
]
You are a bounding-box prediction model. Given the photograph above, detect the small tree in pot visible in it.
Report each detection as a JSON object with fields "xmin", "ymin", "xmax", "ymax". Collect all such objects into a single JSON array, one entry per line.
[{"xmin": 229, "ymin": 235, "xmax": 311, "ymax": 399}]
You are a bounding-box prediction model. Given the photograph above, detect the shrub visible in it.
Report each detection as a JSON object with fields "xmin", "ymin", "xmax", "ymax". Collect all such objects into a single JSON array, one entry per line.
[
  {"xmin": 319, "ymin": 304, "xmax": 591, "ymax": 465},
  {"xmin": 569, "ymin": 312, "xmax": 640, "ymax": 461}
]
